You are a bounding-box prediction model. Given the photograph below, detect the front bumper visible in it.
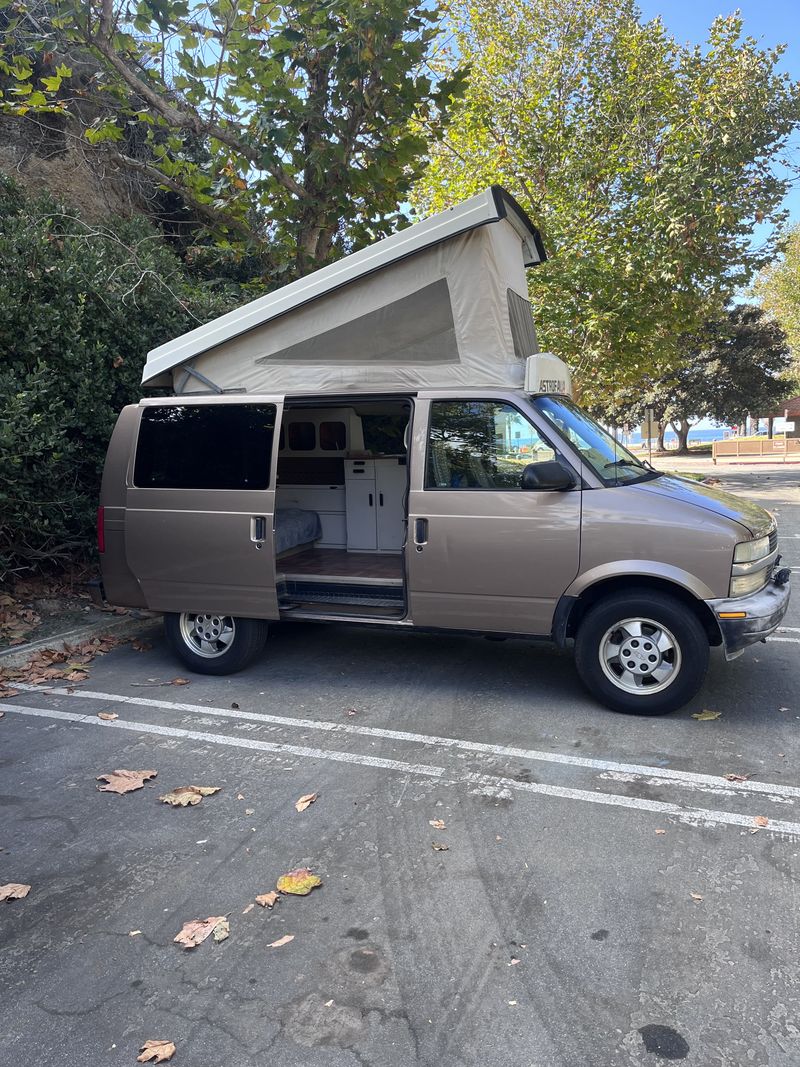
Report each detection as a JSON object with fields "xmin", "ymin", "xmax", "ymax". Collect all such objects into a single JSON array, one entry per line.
[{"xmin": 707, "ymin": 574, "xmax": 791, "ymax": 660}]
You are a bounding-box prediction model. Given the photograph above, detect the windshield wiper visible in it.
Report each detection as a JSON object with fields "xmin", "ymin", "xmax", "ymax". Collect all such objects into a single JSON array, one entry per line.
[{"xmin": 604, "ymin": 458, "xmax": 647, "ymax": 471}]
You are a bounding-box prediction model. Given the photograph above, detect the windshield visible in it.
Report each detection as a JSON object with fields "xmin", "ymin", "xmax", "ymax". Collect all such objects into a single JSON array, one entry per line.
[{"xmin": 533, "ymin": 396, "xmax": 660, "ymax": 486}]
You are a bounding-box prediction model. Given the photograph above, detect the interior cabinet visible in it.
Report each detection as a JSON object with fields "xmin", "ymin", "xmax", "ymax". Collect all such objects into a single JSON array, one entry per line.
[{"xmin": 345, "ymin": 458, "xmax": 407, "ymax": 552}]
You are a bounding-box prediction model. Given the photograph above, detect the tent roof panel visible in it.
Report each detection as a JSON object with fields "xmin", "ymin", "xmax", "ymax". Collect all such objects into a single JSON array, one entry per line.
[{"xmin": 142, "ymin": 186, "xmax": 544, "ymax": 384}]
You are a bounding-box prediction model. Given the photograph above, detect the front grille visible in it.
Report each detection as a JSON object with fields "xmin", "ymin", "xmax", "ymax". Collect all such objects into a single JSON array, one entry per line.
[{"xmin": 769, "ymin": 529, "xmax": 778, "ymax": 554}]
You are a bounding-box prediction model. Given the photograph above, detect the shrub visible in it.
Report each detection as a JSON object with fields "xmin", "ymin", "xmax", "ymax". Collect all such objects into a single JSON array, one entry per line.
[{"xmin": 0, "ymin": 177, "xmax": 236, "ymax": 580}]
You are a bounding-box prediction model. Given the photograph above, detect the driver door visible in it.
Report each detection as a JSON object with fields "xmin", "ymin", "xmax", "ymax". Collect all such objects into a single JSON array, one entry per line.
[{"xmin": 406, "ymin": 396, "xmax": 581, "ymax": 635}]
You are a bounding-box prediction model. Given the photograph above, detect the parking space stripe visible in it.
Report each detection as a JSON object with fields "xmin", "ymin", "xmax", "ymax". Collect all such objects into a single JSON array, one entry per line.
[
  {"xmin": 4, "ymin": 701, "xmax": 800, "ymax": 837},
  {"xmin": 0, "ymin": 702, "xmax": 443, "ymax": 777},
  {"xmin": 10, "ymin": 683, "xmax": 800, "ymax": 803}
]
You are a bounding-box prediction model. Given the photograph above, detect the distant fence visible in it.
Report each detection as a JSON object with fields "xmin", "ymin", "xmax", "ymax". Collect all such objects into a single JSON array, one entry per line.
[{"xmin": 712, "ymin": 438, "xmax": 800, "ymax": 463}]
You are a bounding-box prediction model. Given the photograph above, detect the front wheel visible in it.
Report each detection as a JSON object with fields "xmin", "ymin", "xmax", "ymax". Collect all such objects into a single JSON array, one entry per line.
[
  {"xmin": 574, "ymin": 591, "xmax": 709, "ymax": 715},
  {"xmin": 164, "ymin": 612, "xmax": 269, "ymax": 675}
]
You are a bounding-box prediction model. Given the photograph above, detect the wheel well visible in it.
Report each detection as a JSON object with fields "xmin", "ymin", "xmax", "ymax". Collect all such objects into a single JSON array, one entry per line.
[{"xmin": 565, "ymin": 576, "xmax": 722, "ymax": 646}]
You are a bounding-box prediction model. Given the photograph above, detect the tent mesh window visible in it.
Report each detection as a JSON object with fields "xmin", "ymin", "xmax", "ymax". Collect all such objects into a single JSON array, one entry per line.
[{"xmin": 507, "ymin": 289, "xmax": 538, "ymax": 361}]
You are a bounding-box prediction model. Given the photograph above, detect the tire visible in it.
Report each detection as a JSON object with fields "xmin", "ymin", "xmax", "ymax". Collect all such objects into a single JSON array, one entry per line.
[
  {"xmin": 164, "ymin": 612, "xmax": 269, "ymax": 676},
  {"xmin": 573, "ymin": 590, "xmax": 709, "ymax": 715}
]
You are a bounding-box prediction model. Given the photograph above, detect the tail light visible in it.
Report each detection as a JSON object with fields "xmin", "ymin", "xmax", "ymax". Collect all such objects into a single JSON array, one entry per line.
[{"xmin": 97, "ymin": 506, "xmax": 106, "ymax": 553}]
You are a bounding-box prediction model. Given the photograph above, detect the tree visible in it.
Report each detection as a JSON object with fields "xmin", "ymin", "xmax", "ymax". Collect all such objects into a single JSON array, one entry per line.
[
  {"xmin": 0, "ymin": 176, "xmax": 235, "ymax": 578},
  {"xmin": 607, "ymin": 305, "xmax": 794, "ymax": 453},
  {"xmin": 755, "ymin": 225, "xmax": 800, "ymax": 372},
  {"xmin": 415, "ymin": 0, "xmax": 800, "ymax": 404},
  {"xmin": 0, "ymin": 0, "xmax": 466, "ymax": 279}
]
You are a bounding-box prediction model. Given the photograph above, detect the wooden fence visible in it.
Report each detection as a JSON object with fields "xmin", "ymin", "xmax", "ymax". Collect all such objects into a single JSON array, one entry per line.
[{"xmin": 712, "ymin": 437, "xmax": 800, "ymax": 463}]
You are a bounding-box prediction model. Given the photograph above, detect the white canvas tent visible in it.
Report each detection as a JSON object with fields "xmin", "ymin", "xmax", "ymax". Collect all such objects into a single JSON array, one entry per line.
[{"xmin": 142, "ymin": 186, "xmax": 546, "ymax": 395}]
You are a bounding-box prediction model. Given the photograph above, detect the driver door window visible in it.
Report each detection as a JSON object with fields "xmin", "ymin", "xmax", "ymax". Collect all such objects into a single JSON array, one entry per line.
[{"xmin": 426, "ymin": 400, "xmax": 555, "ymax": 489}]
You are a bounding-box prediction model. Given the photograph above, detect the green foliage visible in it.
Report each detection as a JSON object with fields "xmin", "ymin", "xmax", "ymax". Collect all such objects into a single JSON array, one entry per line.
[
  {"xmin": 415, "ymin": 0, "xmax": 800, "ymax": 403},
  {"xmin": 604, "ymin": 305, "xmax": 795, "ymax": 451},
  {"xmin": 0, "ymin": 0, "xmax": 465, "ymax": 279},
  {"xmin": 754, "ymin": 225, "xmax": 800, "ymax": 371},
  {"xmin": 0, "ymin": 177, "xmax": 235, "ymax": 579}
]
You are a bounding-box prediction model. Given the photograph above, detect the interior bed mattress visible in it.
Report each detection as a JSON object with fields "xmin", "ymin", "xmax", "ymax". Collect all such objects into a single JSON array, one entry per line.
[{"xmin": 275, "ymin": 507, "xmax": 322, "ymax": 555}]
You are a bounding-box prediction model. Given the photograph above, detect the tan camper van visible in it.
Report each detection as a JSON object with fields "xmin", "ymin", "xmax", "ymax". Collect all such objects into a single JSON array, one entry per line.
[{"xmin": 98, "ymin": 189, "xmax": 790, "ymax": 715}]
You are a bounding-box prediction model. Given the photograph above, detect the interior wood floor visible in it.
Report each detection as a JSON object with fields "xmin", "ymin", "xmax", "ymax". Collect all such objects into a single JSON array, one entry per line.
[{"xmin": 277, "ymin": 546, "xmax": 403, "ymax": 582}]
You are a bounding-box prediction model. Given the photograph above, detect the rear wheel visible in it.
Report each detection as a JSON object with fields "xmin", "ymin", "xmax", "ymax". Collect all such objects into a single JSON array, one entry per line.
[
  {"xmin": 574, "ymin": 591, "xmax": 709, "ymax": 715},
  {"xmin": 164, "ymin": 612, "xmax": 268, "ymax": 675}
]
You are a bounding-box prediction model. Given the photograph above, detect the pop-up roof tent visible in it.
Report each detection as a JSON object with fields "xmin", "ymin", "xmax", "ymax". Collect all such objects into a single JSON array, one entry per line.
[{"xmin": 142, "ymin": 186, "xmax": 547, "ymax": 395}]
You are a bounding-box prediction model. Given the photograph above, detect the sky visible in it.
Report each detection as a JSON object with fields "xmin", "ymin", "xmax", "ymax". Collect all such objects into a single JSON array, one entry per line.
[{"xmin": 638, "ymin": 0, "xmax": 800, "ymax": 227}]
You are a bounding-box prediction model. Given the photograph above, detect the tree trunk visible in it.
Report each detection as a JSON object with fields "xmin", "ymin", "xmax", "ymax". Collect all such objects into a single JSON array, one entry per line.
[
  {"xmin": 656, "ymin": 420, "xmax": 667, "ymax": 452},
  {"xmin": 670, "ymin": 418, "xmax": 691, "ymax": 454}
]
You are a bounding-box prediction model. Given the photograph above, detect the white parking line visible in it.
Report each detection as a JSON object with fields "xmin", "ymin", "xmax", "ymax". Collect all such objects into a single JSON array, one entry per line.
[
  {"xmin": 6, "ymin": 685, "xmax": 800, "ymax": 803},
  {"xmin": 3, "ymin": 701, "xmax": 800, "ymax": 837}
]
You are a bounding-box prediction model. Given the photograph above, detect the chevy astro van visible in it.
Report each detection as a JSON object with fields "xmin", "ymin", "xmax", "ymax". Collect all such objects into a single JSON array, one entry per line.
[{"xmin": 98, "ymin": 189, "xmax": 790, "ymax": 715}]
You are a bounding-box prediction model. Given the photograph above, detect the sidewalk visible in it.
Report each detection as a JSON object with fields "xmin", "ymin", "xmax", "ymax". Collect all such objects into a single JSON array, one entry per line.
[{"xmin": 652, "ymin": 453, "xmax": 800, "ymax": 474}]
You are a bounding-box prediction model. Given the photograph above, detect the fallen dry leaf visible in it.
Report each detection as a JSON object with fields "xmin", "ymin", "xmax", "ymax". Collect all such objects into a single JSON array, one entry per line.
[
  {"xmin": 213, "ymin": 919, "xmax": 230, "ymax": 943},
  {"xmin": 692, "ymin": 709, "xmax": 722, "ymax": 721},
  {"xmin": 237, "ymin": 793, "xmax": 245, "ymax": 801},
  {"xmin": 0, "ymin": 711, "xmax": 4, "ymax": 719},
  {"xmin": 173, "ymin": 916, "xmax": 227, "ymax": 949},
  {"xmin": 295, "ymin": 792, "xmax": 318, "ymax": 813},
  {"xmin": 276, "ymin": 868, "xmax": 322, "ymax": 896},
  {"xmin": 244, "ymin": 808, "xmax": 255, "ymax": 816},
  {"xmin": 64, "ymin": 670, "xmax": 89, "ymax": 682},
  {"xmin": 429, "ymin": 819, "xmax": 446, "ymax": 830},
  {"xmin": 268, "ymin": 934, "xmax": 294, "ymax": 948},
  {"xmin": 655, "ymin": 829, "xmax": 666, "ymax": 835},
  {"xmin": 131, "ymin": 639, "xmax": 152, "ymax": 653},
  {"xmin": 0, "ymin": 883, "xmax": 31, "ymax": 902},
  {"xmin": 0, "ymin": 688, "xmax": 19, "ymax": 700},
  {"xmin": 754, "ymin": 815, "xmax": 769, "ymax": 828},
  {"xmin": 690, "ymin": 892, "xmax": 703, "ymax": 901},
  {"xmin": 256, "ymin": 891, "xmax": 280, "ymax": 909},
  {"xmin": 779, "ymin": 706, "xmax": 790, "ymax": 713},
  {"xmin": 159, "ymin": 786, "xmax": 221, "ymax": 807},
  {"xmin": 170, "ymin": 677, "xmax": 190, "ymax": 686},
  {"xmin": 137, "ymin": 1040, "xmax": 176, "ymax": 1063},
  {"xmin": 96, "ymin": 769, "xmax": 157, "ymax": 795},
  {"xmin": 432, "ymin": 842, "xmax": 449, "ymax": 852},
  {"xmin": 723, "ymin": 773, "xmax": 752, "ymax": 783},
  {"xmin": 346, "ymin": 707, "xmax": 357, "ymax": 717},
  {"xmin": 97, "ymin": 712, "xmax": 118, "ymax": 721},
  {"xmin": 242, "ymin": 903, "xmax": 255, "ymax": 915},
  {"xmin": 129, "ymin": 930, "xmax": 142, "ymax": 937}
]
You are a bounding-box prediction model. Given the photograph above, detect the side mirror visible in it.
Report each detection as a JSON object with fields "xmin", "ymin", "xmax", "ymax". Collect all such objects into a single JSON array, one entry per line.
[{"xmin": 521, "ymin": 460, "xmax": 576, "ymax": 491}]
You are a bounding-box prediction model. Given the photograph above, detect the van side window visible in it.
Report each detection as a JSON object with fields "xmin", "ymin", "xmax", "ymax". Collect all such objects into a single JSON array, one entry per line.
[
  {"xmin": 426, "ymin": 401, "xmax": 555, "ymax": 490},
  {"xmin": 288, "ymin": 421, "xmax": 316, "ymax": 451},
  {"xmin": 134, "ymin": 405, "xmax": 276, "ymax": 490}
]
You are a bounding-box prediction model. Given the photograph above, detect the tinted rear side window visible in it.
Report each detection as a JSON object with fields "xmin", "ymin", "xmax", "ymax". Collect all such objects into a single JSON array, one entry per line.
[{"xmin": 134, "ymin": 405, "xmax": 276, "ymax": 490}]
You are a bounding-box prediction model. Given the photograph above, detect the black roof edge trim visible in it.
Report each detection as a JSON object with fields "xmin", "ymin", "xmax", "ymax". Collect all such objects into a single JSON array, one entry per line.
[{"xmin": 490, "ymin": 185, "xmax": 547, "ymax": 266}]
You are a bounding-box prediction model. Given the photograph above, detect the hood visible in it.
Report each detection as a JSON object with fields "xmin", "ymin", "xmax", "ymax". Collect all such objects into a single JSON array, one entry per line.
[{"xmin": 633, "ymin": 474, "xmax": 775, "ymax": 538}]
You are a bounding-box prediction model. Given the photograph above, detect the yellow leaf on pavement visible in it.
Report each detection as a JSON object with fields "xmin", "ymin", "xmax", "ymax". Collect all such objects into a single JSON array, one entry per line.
[
  {"xmin": 276, "ymin": 868, "xmax": 322, "ymax": 896},
  {"xmin": 0, "ymin": 883, "xmax": 31, "ymax": 901},
  {"xmin": 295, "ymin": 792, "xmax": 319, "ymax": 813},
  {"xmin": 137, "ymin": 1040, "xmax": 176, "ymax": 1063},
  {"xmin": 96, "ymin": 769, "xmax": 157, "ymax": 794},
  {"xmin": 691, "ymin": 709, "xmax": 721, "ymax": 721},
  {"xmin": 268, "ymin": 934, "xmax": 294, "ymax": 948}
]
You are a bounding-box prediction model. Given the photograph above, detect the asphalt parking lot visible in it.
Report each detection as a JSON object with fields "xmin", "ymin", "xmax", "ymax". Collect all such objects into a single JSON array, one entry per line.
[{"xmin": 1, "ymin": 470, "xmax": 799, "ymax": 1067}]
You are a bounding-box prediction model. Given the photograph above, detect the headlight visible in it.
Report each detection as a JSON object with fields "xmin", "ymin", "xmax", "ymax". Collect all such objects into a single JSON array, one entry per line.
[
  {"xmin": 730, "ymin": 568, "xmax": 770, "ymax": 597},
  {"xmin": 733, "ymin": 536, "xmax": 770, "ymax": 563}
]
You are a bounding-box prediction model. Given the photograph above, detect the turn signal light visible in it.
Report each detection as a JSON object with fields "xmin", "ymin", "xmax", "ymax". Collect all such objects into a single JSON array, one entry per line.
[{"xmin": 717, "ymin": 611, "xmax": 746, "ymax": 619}]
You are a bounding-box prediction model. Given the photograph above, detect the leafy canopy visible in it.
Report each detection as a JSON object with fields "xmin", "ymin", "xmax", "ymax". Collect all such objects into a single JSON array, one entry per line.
[
  {"xmin": 754, "ymin": 225, "xmax": 800, "ymax": 372},
  {"xmin": 415, "ymin": 0, "xmax": 800, "ymax": 403},
  {"xmin": 0, "ymin": 0, "xmax": 466, "ymax": 278}
]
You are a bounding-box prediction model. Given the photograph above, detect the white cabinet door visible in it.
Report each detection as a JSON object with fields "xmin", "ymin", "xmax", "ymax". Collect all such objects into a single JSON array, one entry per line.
[
  {"xmin": 376, "ymin": 459, "xmax": 407, "ymax": 550},
  {"xmin": 346, "ymin": 479, "xmax": 377, "ymax": 550}
]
